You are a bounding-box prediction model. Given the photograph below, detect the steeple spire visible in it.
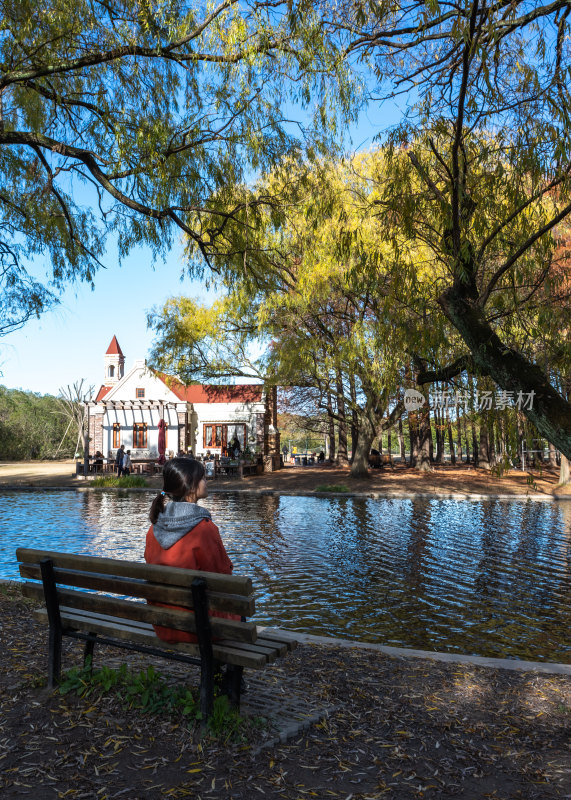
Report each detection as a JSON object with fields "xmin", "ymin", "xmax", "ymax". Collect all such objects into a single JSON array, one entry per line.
[{"xmin": 104, "ymin": 336, "xmax": 125, "ymax": 384}]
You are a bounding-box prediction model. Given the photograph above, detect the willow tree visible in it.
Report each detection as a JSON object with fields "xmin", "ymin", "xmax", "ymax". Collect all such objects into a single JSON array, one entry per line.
[
  {"xmin": 334, "ymin": 0, "xmax": 571, "ymax": 459},
  {"xmin": 149, "ymin": 152, "xmax": 463, "ymax": 476},
  {"xmin": 0, "ymin": 0, "xmax": 354, "ymax": 334}
]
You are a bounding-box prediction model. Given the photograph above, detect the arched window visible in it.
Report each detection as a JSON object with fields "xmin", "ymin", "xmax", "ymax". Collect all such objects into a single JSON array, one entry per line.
[{"xmin": 108, "ymin": 365, "xmax": 115, "ymax": 378}]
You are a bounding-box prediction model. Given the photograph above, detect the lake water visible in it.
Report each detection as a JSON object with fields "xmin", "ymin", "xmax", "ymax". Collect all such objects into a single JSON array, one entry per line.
[{"xmin": 2, "ymin": 490, "xmax": 570, "ymax": 662}]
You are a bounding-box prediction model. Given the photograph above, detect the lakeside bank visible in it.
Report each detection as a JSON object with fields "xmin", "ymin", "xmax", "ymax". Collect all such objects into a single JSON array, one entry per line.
[{"xmin": 1, "ymin": 459, "xmax": 570, "ymax": 499}]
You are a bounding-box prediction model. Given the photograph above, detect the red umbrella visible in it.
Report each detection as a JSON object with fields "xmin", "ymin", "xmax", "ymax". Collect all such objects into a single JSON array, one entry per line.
[{"xmin": 157, "ymin": 419, "xmax": 166, "ymax": 464}]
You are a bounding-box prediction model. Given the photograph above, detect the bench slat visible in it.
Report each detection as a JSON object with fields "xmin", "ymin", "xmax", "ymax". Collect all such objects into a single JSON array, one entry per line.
[
  {"xmin": 60, "ymin": 608, "xmax": 278, "ymax": 661},
  {"xmin": 21, "ymin": 583, "xmax": 257, "ymax": 643},
  {"xmin": 212, "ymin": 638, "xmax": 281, "ymax": 663},
  {"xmin": 251, "ymin": 635, "xmax": 288, "ymax": 657},
  {"xmin": 256, "ymin": 630, "xmax": 298, "ymax": 652},
  {"xmin": 33, "ymin": 608, "xmax": 268, "ymax": 669},
  {"xmin": 19, "ymin": 564, "xmax": 255, "ymax": 616},
  {"xmin": 16, "ymin": 548, "xmax": 252, "ymax": 595}
]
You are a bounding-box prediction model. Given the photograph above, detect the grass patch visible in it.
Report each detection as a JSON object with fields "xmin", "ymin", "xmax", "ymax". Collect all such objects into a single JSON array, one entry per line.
[
  {"xmin": 314, "ymin": 484, "xmax": 350, "ymax": 493},
  {"xmin": 92, "ymin": 474, "xmax": 148, "ymax": 488},
  {"xmin": 59, "ymin": 662, "xmax": 250, "ymax": 740}
]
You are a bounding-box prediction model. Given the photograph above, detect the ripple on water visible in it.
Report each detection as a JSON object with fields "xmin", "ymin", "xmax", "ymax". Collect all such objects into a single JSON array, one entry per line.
[{"xmin": 1, "ymin": 490, "xmax": 570, "ymax": 662}]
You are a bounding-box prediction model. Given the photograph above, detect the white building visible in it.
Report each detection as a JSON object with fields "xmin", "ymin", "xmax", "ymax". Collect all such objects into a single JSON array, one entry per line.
[{"xmin": 87, "ymin": 336, "xmax": 280, "ymax": 468}]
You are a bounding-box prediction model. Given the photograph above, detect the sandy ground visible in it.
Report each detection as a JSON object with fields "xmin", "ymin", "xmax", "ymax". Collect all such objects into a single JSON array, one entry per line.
[{"xmin": 0, "ymin": 458, "xmax": 569, "ymax": 496}]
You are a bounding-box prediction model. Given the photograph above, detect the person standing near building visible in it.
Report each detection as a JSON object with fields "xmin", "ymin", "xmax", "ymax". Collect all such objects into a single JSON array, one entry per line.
[
  {"xmin": 116, "ymin": 444, "xmax": 125, "ymax": 476},
  {"xmin": 122, "ymin": 449, "xmax": 132, "ymax": 476},
  {"xmin": 229, "ymin": 435, "xmax": 241, "ymax": 458}
]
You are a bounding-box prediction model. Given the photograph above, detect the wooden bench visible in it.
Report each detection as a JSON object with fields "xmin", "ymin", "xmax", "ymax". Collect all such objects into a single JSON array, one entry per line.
[
  {"xmin": 240, "ymin": 463, "xmax": 259, "ymax": 477},
  {"xmin": 75, "ymin": 462, "xmax": 115, "ymax": 476},
  {"xmin": 16, "ymin": 548, "xmax": 296, "ymax": 720}
]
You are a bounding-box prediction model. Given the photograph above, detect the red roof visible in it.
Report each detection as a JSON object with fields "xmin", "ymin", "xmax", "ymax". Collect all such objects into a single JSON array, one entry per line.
[
  {"xmin": 161, "ymin": 377, "xmax": 263, "ymax": 404},
  {"xmin": 94, "ymin": 372, "xmax": 263, "ymax": 404},
  {"xmin": 96, "ymin": 385, "xmax": 112, "ymax": 401},
  {"xmin": 105, "ymin": 336, "xmax": 124, "ymax": 357}
]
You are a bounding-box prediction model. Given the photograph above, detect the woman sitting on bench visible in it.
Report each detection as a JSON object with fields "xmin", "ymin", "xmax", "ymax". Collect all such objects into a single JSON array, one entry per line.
[{"xmin": 144, "ymin": 457, "xmax": 235, "ymax": 643}]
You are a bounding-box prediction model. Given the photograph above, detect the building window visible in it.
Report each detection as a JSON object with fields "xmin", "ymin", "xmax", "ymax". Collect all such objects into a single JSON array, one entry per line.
[
  {"xmin": 108, "ymin": 365, "xmax": 115, "ymax": 378},
  {"xmin": 136, "ymin": 387, "xmax": 145, "ymax": 398},
  {"xmin": 112, "ymin": 423, "xmax": 120, "ymax": 448},
  {"xmin": 133, "ymin": 423, "xmax": 148, "ymax": 448},
  {"xmin": 203, "ymin": 423, "xmax": 246, "ymax": 451}
]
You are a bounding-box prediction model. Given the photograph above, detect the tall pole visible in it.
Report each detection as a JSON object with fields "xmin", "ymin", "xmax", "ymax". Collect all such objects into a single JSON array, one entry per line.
[{"xmin": 83, "ymin": 402, "xmax": 90, "ymax": 477}]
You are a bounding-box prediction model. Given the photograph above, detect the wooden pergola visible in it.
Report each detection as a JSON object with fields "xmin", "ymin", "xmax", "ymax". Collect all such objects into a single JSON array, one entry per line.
[
  {"xmin": 80, "ymin": 400, "xmax": 184, "ymax": 476},
  {"xmin": 85, "ymin": 400, "xmax": 181, "ymax": 410}
]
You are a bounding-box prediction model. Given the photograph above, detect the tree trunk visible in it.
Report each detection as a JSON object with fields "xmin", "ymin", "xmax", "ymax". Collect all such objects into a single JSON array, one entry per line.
[
  {"xmin": 336, "ymin": 370, "xmax": 349, "ymax": 467},
  {"xmin": 456, "ymin": 403, "xmax": 462, "ymax": 464},
  {"xmin": 498, "ymin": 415, "xmax": 506, "ymax": 460},
  {"xmin": 478, "ymin": 417, "xmax": 491, "ymax": 470},
  {"xmin": 387, "ymin": 430, "xmax": 392, "ymax": 463},
  {"xmin": 446, "ymin": 407, "xmax": 456, "ymax": 464},
  {"xmin": 438, "ymin": 284, "xmax": 571, "ymax": 459},
  {"xmin": 326, "ymin": 392, "xmax": 336, "ymax": 464},
  {"xmin": 471, "ymin": 420, "xmax": 478, "ymax": 466},
  {"xmin": 560, "ymin": 455, "xmax": 570, "ymax": 486},
  {"xmin": 415, "ymin": 395, "xmax": 431, "ymax": 471},
  {"xmin": 433, "ymin": 405, "xmax": 443, "ymax": 463},
  {"xmin": 548, "ymin": 440, "xmax": 558, "ymax": 468},
  {"xmin": 349, "ymin": 374, "xmax": 359, "ymax": 463},
  {"xmin": 350, "ymin": 417, "xmax": 375, "ymax": 478},
  {"xmin": 488, "ymin": 417, "xmax": 496, "ymax": 467},
  {"xmin": 398, "ymin": 417, "xmax": 406, "ymax": 463},
  {"xmin": 461, "ymin": 410, "xmax": 469, "ymax": 463},
  {"xmin": 516, "ymin": 412, "xmax": 525, "ymax": 468},
  {"xmin": 409, "ymin": 414, "xmax": 418, "ymax": 467}
]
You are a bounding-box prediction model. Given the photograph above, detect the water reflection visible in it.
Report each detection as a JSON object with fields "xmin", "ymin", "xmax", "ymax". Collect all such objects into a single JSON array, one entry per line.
[{"xmin": 2, "ymin": 490, "xmax": 570, "ymax": 662}]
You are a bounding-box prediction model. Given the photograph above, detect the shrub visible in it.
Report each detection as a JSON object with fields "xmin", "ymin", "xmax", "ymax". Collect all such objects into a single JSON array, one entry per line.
[{"xmin": 91, "ymin": 475, "xmax": 148, "ymax": 488}]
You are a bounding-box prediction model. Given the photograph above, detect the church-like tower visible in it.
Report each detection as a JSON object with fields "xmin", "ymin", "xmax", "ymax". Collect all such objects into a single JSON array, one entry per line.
[{"xmin": 103, "ymin": 335, "xmax": 125, "ymax": 385}]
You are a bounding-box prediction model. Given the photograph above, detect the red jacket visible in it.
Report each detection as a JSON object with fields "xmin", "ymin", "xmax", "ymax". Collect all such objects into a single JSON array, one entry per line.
[{"xmin": 144, "ymin": 518, "xmax": 234, "ymax": 643}]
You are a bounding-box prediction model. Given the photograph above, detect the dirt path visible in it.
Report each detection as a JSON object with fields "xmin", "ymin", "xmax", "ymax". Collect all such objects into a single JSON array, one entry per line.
[
  {"xmin": 1, "ymin": 459, "xmax": 569, "ymax": 497},
  {"xmin": 1, "ymin": 584, "xmax": 569, "ymax": 800}
]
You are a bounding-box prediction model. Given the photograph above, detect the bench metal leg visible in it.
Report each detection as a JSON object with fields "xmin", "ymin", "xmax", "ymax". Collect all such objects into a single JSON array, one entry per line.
[
  {"xmin": 224, "ymin": 664, "xmax": 243, "ymax": 709},
  {"xmin": 83, "ymin": 632, "xmax": 97, "ymax": 672},
  {"xmin": 47, "ymin": 625, "xmax": 62, "ymax": 689},
  {"xmin": 40, "ymin": 558, "xmax": 62, "ymax": 688},
  {"xmin": 191, "ymin": 578, "xmax": 214, "ymax": 721}
]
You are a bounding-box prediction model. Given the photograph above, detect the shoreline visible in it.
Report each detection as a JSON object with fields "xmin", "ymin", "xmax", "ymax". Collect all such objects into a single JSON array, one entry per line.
[
  {"xmin": 3, "ymin": 577, "xmax": 569, "ymax": 670},
  {"xmin": 1, "ymin": 482, "xmax": 570, "ymax": 501},
  {"xmin": 1, "ymin": 459, "xmax": 570, "ymax": 500}
]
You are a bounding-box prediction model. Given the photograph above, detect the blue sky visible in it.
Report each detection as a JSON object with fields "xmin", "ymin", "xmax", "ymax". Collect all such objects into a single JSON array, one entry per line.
[
  {"xmin": 0, "ymin": 240, "xmax": 215, "ymax": 397},
  {"xmin": 0, "ymin": 97, "xmax": 397, "ymax": 398}
]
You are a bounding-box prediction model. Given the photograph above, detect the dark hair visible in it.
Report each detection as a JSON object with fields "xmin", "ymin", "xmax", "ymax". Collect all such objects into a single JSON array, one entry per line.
[{"xmin": 150, "ymin": 457, "xmax": 205, "ymax": 524}]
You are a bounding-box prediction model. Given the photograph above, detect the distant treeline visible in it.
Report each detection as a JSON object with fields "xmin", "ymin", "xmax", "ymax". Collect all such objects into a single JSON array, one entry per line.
[{"xmin": 0, "ymin": 386, "xmax": 76, "ymax": 459}]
